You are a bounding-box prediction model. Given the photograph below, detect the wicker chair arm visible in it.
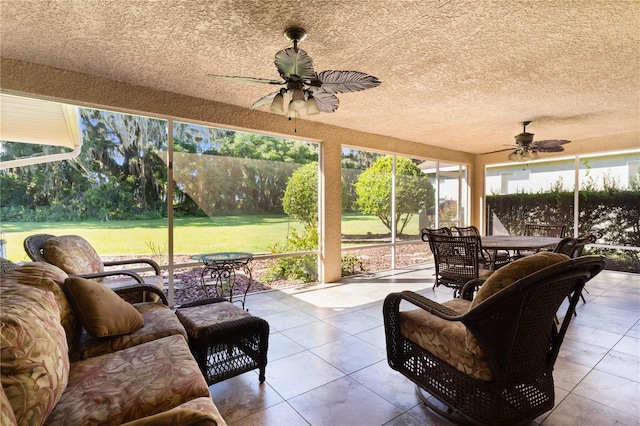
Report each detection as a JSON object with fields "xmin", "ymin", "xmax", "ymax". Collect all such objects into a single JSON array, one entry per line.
[
  {"xmin": 396, "ymin": 291, "xmax": 463, "ymax": 320},
  {"xmin": 113, "ymin": 283, "xmax": 168, "ymax": 306},
  {"xmin": 72, "ymin": 270, "xmax": 145, "ymax": 283},
  {"xmin": 103, "ymin": 258, "xmax": 161, "ymax": 275},
  {"xmin": 460, "ymin": 278, "xmax": 486, "ymax": 301}
]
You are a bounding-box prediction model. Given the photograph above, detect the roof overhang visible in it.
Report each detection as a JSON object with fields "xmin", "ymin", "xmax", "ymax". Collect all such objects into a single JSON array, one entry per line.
[{"xmin": 0, "ymin": 94, "xmax": 82, "ymax": 169}]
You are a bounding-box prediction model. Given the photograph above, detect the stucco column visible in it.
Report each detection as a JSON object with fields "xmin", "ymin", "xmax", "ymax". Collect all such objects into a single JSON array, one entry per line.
[{"xmin": 320, "ymin": 139, "xmax": 343, "ymax": 283}]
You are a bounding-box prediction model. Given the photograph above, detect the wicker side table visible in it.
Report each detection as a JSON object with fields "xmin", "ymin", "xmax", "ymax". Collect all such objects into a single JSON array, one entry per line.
[{"xmin": 176, "ymin": 298, "xmax": 269, "ymax": 385}]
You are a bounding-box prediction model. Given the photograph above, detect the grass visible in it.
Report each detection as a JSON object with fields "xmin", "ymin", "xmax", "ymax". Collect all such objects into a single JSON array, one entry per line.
[{"xmin": 2, "ymin": 213, "xmax": 422, "ymax": 262}]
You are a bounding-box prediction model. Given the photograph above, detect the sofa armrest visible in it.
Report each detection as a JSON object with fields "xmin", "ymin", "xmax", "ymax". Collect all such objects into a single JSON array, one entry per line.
[
  {"xmin": 113, "ymin": 283, "xmax": 168, "ymax": 306},
  {"xmin": 73, "ymin": 270, "xmax": 145, "ymax": 283},
  {"xmin": 104, "ymin": 258, "xmax": 161, "ymax": 275}
]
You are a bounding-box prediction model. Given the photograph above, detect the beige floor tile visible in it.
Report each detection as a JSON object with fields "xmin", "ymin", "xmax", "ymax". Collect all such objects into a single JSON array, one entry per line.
[
  {"xmin": 288, "ymin": 376, "xmax": 403, "ymax": 426},
  {"xmin": 264, "ymin": 351, "xmax": 345, "ymax": 400},
  {"xmin": 573, "ymin": 369, "xmax": 640, "ymax": 418},
  {"xmin": 310, "ymin": 335, "xmax": 386, "ymax": 374},
  {"xmin": 230, "ymin": 402, "xmax": 310, "ymax": 426}
]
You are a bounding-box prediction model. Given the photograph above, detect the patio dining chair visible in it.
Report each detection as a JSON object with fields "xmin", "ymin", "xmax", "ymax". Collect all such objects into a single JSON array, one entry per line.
[
  {"xmin": 420, "ymin": 226, "xmax": 452, "ymax": 242},
  {"xmin": 384, "ymin": 253, "xmax": 605, "ymax": 426},
  {"xmin": 554, "ymin": 232, "xmax": 598, "ymax": 305},
  {"xmin": 516, "ymin": 223, "xmax": 568, "ymax": 258},
  {"xmin": 422, "ymin": 233, "xmax": 493, "ymax": 297},
  {"xmin": 23, "ymin": 234, "xmax": 164, "ymax": 303},
  {"xmin": 524, "ymin": 223, "xmax": 567, "ymax": 238},
  {"xmin": 452, "ymin": 225, "xmax": 511, "ymax": 270}
]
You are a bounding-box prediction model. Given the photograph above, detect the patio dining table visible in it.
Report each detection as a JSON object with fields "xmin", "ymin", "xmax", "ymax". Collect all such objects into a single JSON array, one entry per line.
[{"xmin": 481, "ymin": 235, "xmax": 562, "ymax": 266}]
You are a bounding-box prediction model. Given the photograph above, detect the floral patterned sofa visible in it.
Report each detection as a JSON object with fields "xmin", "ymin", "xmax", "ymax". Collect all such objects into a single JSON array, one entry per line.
[{"xmin": 0, "ymin": 261, "xmax": 226, "ymax": 426}]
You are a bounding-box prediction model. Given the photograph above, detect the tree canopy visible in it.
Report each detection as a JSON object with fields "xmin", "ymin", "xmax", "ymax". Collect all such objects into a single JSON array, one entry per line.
[{"xmin": 354, "ymin": 156, "xmax": 435, "ymax": 234}]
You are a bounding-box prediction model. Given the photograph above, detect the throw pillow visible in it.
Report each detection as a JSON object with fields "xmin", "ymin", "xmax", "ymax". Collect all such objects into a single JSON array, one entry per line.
[
  {"xmin": 64, "ymin": 277, "xmax": 144, "ymax": 338},
  {"xmin": 470, "ymin": 252, "xmax": 570, "ymax": 309},
  {"xmin": 42, "ymin": 235, "xmax": 105, "ymax": 281}
]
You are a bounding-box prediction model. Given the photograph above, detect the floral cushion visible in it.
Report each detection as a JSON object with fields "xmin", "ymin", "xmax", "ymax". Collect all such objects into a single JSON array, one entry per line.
[
  {"xmin": 42, "ymin": 235, "xmax": 104, "ymax": 281},
  {"xmin": 47, "ymin": 334, "xmax": 211, "ymax": 425},
  {"xmin": 0, "ymin": 385, "xmax": 17, "ymax": 426},
  {"xmin": 399, "ymin": 298, "xmax": 493, "ymax": 381},
  {"xmin": 470, "ymin": 252, "xmax": 570, "ymax": 308},
  {"xmin": 64, "ymin": 277, "xmax": 145, "ymax": 338},
  {"xmin": 120, "ymin": 397, "xmax": 225, "ymax": 426},
  {"xmin": 0, "ymin": 262, "xmax": 82, "ymax": 352},
  {"xmin": 71, "ymin": 302, "xmax": 188, "ymax": 362},
  {"xmin": 0, "ymin": 282, "xmax": 69, "ymax": 426}
]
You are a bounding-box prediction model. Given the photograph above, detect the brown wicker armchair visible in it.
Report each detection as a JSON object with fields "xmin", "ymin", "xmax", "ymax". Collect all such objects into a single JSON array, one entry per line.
[
  {"xmin": 23, "ymin": 233, "xmax": 164, "ymax": 303},
  {"xmin": 383, "ymin": 253, "xmax": 605, "ymax": 426},
  {"xmin": 422, "ymin": 232, "xmax": 493, "ymax": 297}
]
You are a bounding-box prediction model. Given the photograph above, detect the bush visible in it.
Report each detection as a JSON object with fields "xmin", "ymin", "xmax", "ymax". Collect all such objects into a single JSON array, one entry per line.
[{"xmin": 264, "ymin": 225, "xmax": 319, "ymax": 282}]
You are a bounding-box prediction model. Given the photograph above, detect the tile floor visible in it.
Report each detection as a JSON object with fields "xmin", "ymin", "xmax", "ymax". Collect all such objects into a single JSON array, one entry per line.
[{"xmin": 208, "ymin": 264, "xmax": 640, "ymax": 426}]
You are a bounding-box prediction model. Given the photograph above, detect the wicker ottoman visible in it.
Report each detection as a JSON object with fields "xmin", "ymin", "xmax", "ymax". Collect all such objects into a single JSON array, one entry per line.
[{"xmin": 176, "ymin": 298, "xmax": 269, "ymax": 385}]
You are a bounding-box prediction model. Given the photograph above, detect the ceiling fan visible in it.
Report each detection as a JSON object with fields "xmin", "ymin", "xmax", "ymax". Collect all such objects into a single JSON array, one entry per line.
[
  {"xmin": 505, "ymin": 121, "xmax": 570, "ymax": 162},
  {"xmin": 207, "ymin": 27, "xmax": 381, "ymax": 119}
]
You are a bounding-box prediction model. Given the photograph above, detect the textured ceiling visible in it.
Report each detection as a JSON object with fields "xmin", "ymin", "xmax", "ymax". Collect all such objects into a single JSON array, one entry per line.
[{"xmin": 1, "ymin": 0, "xmax": 638, "ymax": 154}]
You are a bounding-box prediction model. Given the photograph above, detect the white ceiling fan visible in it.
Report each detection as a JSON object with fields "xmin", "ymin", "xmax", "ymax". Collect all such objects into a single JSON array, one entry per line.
[{"xmin": 207, "ymin": 27, "xmax": 381, "ymax": 119}]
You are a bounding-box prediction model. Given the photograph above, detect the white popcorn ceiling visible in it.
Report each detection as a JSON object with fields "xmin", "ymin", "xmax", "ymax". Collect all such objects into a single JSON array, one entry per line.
[{"xmin": 1, "ymin": 0, "xmax": 638, "ymax": 154}]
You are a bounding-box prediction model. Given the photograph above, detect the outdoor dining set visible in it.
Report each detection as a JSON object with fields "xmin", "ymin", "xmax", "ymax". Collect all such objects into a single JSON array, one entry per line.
[{"xmin": 420, "ymin": 223, "xmax": 598, "ymax": 297}]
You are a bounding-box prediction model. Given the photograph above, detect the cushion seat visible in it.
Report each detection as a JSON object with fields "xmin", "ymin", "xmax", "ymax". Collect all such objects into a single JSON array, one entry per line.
[
  {"xmin": 71, "ymin": 302, "xmax": 188, "ymax": 362},
  {"xmin": 399, "ymin": 298, "xmax": 493, "ymax": 381},
  {"xmin": 46, "ymin": 334, "xmax": 211, "ymax": 426}
]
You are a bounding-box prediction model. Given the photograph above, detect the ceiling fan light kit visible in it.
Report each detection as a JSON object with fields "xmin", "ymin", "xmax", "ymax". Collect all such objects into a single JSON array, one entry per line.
[
  {"xmin": 506, "ymin": 121, "xmax": 570, "ymax": 162},
  {"xmin": 208, "ymin": 27, "xmax": 381, "ymax": 121}
]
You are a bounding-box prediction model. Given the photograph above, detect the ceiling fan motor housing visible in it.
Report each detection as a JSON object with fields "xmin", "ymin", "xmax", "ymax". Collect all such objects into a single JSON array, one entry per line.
[{"xmin": 515, "ymin": 132, "xmax": 535, "ymax": 147}]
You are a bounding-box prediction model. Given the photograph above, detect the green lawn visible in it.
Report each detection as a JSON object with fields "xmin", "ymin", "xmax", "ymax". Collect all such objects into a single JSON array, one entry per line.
[{"xmin": 2, "ymin": 213, "xmax": 421, "ymax": 262}]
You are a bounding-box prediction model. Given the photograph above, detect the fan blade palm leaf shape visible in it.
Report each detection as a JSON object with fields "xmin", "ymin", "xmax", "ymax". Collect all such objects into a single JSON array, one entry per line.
[
  {"xmin": 251, "ymin": 91, "xmax": 280, "ymax": 109},
  {"xmin": 275, "ymin": 48, "xmax": 316, "ymax": 81},
  {"xmin": 315, "ymin": 70, "xmax": 381, "ymax": 94},
  {"xmin": 532, "ymin": 139, "xmax": 570, "ymax": 152},
  {"xmin": 207, "ymin": 74, "xmax": 285, "ymax": 85},
  {"xmin": 309, "ymin": 91, "xmax": 340, "ymax": 113}
]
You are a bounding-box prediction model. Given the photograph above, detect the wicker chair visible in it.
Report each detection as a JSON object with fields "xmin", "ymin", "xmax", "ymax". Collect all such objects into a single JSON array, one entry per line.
[
  {"xmin": 420, "ymin": 227, "xmax": 452, "ymax": 241},
  {"xmin": 23, "ymin": 233, "xmax": 163, "ymax": 303},
  {"xmin": 516, "ymin": 223, "xmax": 568, "ymax": 258},
  {"xmin": 452, "ymin": 225, "xmax": 511, "ymax": 270},
  {"xmin": 0, "ymin": 257, "xmax": 19, "ymax": 274},
  {"xmin": 422, "ymin": 232, "xmax": 493, "ymax": 297},
  {"xmin": 383, "ymin": 254, "xmax": 605, "ymax": 426},
  {"xmin": 554, "ymin": 232, "xmax": 598, "ymax": 305},
  {"xmin": 524, "ymin": 223, "xmax": 567, "ymax": 237}
]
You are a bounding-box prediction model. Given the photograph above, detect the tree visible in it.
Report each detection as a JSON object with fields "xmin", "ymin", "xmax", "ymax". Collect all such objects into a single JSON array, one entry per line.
[
  {"xmin": 282, "ymin": 162, "xmax": 348, "ymax": 226},
  {"xmin": 354, "ymin": 156, "xmax": 435, "ymax": 234}
]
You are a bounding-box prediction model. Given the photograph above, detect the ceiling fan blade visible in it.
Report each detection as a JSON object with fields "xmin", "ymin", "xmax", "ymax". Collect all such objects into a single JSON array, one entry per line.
[
  {"xmin": 274, "ymin": 47, "xmax": 316, "ymax": 81},
  {"xmin": 207, "ymin": 74, "xmax": 285, "ymax": 85},
  {"xmin": 250, "ymin": 91, "xmax": 281, "ymax": 109},
  {"xmin": 532, "ymin": 139, "xmax": 570, "ymax": 152},
  {"xmin": 484, "ymin": 148, "xmax": 516, "ymax": 154},
  {"xmin": 310, "ymin": 91, "xmax": 340, "ymax": 113},
  {"xmin": 315, "ymin": 70, "xmax": 381, "ymax": 94}
]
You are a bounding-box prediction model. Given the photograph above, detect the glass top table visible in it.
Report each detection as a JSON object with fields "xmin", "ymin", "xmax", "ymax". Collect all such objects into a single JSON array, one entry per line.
[{"xmin": 190, "ymin": 252, "xmax": 254, "ymax": 309}]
